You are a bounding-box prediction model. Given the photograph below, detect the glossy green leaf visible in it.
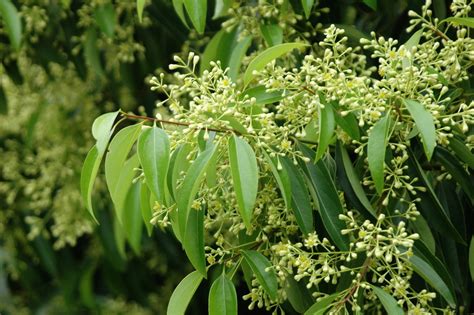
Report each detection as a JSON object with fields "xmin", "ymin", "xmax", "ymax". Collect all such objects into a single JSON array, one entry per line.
[
  {"xmin": 137, "ymin": 0, "xmax": 146, "ymax": 22},
  {"xmin": 183, "ymin": 0, "xmax": 207, "ymax": 34},
  {"xmin": 177, "ymin": 144, "xmax": 217, "ymax": 234},
  {"xmin": 443, "ymin": 17, "xmax": 474, "ymax": 28},
  {"xmin": 242, "ymin": 86, "xmax": 283, "ymax": 105},
  {"xmin": 122, "ymin": 182, "xmax": 143, "ymax": 254},
  {"xmin": 172, "ymin": 0, "xmax": 190, "ymax": 28},
  {"xmin": 304, "ymin": 293, "xmax": 339, "ymax": 315},
  {"xmin": 371, "ymin": 285, "xmax": 404, "ymax": 315},
  {"xmin": 137, "ymin": 125, "xmax": 170, "ymax": 203},
  {"xmin": 241, "ymin": 250, "xmax": 278, "ymax": 301},
  {"xmin": 404, "ymin": 99, "xmax": 436, "ymax": 161},
  {"xmin": 168, "ymin": 143, "xmax": 192, "ymax": 203},
  {"xmin": 336, "ymin": 142, "xmax": 375, "ymax": 217},
  {"xmin": 229, "ymin": 136, "xmax": 258, "ymax": 229},
  {"xmin": 299, "ymin": 144, "xmax": 349, "ymax": 250},
  {"xmin": 167, "ymin": 271, "xmax": 204, "ymax": 315},
  {"xmin": 411, "ymin": 216, "xmax": 435, "ymax": 254},
  {"xmin": 402, "ymin": 29, "xmax": 422, "ymax": 69},
  {"xmin": 301, "ymin": 0, "xmax": 315, "ymax": 19},
  {"xmin": 449, "ymin": 137, "xmax": 474, "ymax": 169},
  {"xmin": 81, "ymin": 111, "xmax": 119, "ymax": 222},
  {"xmin": 260, "ymin": 24, "xmax": 283, "ymax": 46},
  {"xmin": 140, "ymin": 184, "xmax": 153, "ymax": 236},
  {"xmin": 228, "ymin": 36, "xmax": 252, "ymax": 81},
  {"xmin": 0, "ymin": 0, "xmax": 22, "ymax": 51},
  {"xmin": 363, "ymin": 0, "xmax": 377, "ymax": 10},
  {"xmin": 281, "ymin": 157, "xmax": 314, "ymax": 234},
  {"xmin": 200, "ymin": 27, "xmax": 236, "ymax": 74},
  {"xmin": 183, "ymin": 205, "xmax": 206, "ymax": 276},
  {"xmin": 209, "ymin": 273, "xmax": 238, "ymax": 315},
  {"xmin": 316, "ymin": 102, "xmax": 335, "ymax": 161},
  {"xmin": 285, "ymin": 277, "xmax": 314, "ymax": 313},
  {"xmin": 94, "ymin": 3, "xmax": 116, "ymax": 37},
  {"xmin": 469, "ymin": 236, "xmax": 474, "ymax": 282},
  {"xmin": 367, "ymin": 112, "xmax": 391, "ymax": 195},
  {"xmin": 335, "ymin": 112, "xmax": 360, "ymax": 141},
  {"xmin": 213, "ymin": 0, "xmax": 232, "ymax": 19},
  {"xmin": 263, "ymin": 151, "xmax": 291, "ymax": 209},
  {"xmin": 244, "ymin": 43, "xmax": 308, "ymax": 87},
  {"xmin": 410, "ymin": 255, "xmax": 456, "ymax": 307}
]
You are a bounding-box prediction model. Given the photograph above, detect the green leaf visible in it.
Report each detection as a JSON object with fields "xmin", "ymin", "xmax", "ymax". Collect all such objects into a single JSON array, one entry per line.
[
  {"xmin": 336, "ymin": 142, "xmax": 375, "ymax": 217},
  {"xmin": 285, "ymin": 277, "xmax": 314, "ymax": 313},
  {"xmin": 469, "ymin": 236, "xmax": 474, "ymax": 282},
  {"xmin": 137, "ymin": 0, "xmax": 146, "ymax": 22},
  {"xmin": 167, "ymin": 271, "xmax": 204, "ymax": 315},
  {"xmin": 242, "ymin": 86, "xmax": 283, "ymax": 105},
  {"xmin": 244, "ymin": 43, "xmax": 308, "ymax": 87},
  {"xmin": 410, "ymin": 255, "xmax": 456, "ymax": 307},
  {"xmin": 84, "ymin": 28, "xmax": 104, "ymax": 77},
  {"xmin": 177, "ymin": 144, "xmax": 218, "ymax": 234},
  {"xmin": 94, "ymin": 3, "xmax": 116, "ymax": 38},
  {"xmin": 304, "ymin": 293, "xmax": 339, "ymax": 315},
  {"xmin": 281, "ymin": 157, "xmax": 314, "ymax": 234},
  {"xmin": 443, "ymin": 17, "xmax": 474, "ymax": 28},
  {"xmin": 183, "ymin": 0, "xmax": 207, "ymax": 34},
  {"xmin": 0, "ymin": 0, "xmax": 22, "ymax": 51},
  {"xmin": 260, "ymin": 24, "xmax": 283, "ymax": 46},
  {"xmin": 213, "ymin": 0, "xmax": 232, "ymax": 19},
  {"xmin": 402, "ymin": 30, "xmax": 422, "ymax": 69},
  {"xmin": 209, "ymin": 273, "xmax": 238, "ymax": 315},
  {"xmin": 228, "ymin": 136, "xmax": 258, "ymax": 229},
  {"xmin": 228, "ymin": 36, "xmax": 252, "ymax": 81},
  {"xmin": 113, "ymin": 215, "xmax": 126, "ymax": 258},
  {"xmin": 316, "ymin": 101, "xmax": 335, "ymax": 161},
  {"xmin": 363, "ymin": 0, "xmax": 377, "ymax": 10},
  {"xmin": 137, "ymin": 125, "xmax": 170, "ymax": 203},
  {"xmin": 140, "ymin": 184, "xmax": 153, "ymax": 236},
  {"xmin": 263, "ymin": 151, "xmax": 291, "ymax": 209},
  {"xmin": 168, "ymin": 144, "xmax": 192, "ymax": 203},
  {"xmin": 370, "ymin": 285, "xmax": 404, "ymax": 315},
  {"xmin": 301, "ymin": 0, "xmax": 315, "ymax": 19},
  {"xmin": 105, "ymin": 124, "xmax": 142, "ymax": 221},
  {"xmin": 172, "ymin": 0, "xmax": 190, "ymax": 28},
  {"xmin": 404, "ymin": 99, "xmax": 436, "ymax": 161},
  {"xmin": 411, "ymin": 216, "xmax": 435, "ymax": 254},
  {"xmin": 200, "ymin": 27, "xmax": 236, "ymax": 74},
  {"xmin": 449, "ymin": 137, "xmax": 474, "ymax": 169},
  {"xmin": 81, "ymin": 112, "xmax": 119, "ymax": 222},
  {"xmin": 0, "ymin": 85, "xmax": 7, "ymax": 115},
  {"xmin": 183, "ymin": 205, "xmax": 206, "ymax": 277},
  {"xmin": 241, "ymin": 250, "xmax": 278, "ymax": 301},
  {"xmin": 121, "ymin": 182, "xmax": 143, "ymax": 254},
  {"xmin": 367, "ymin": 112, "xmax": 391, "ymax": 195},
  {"xmin": 335, "ymin": 112, "xmax": 360, "ymax": 141},
  {"xmin": 299, "ymin": 144, "xmax": 349, "ymax": 251}
]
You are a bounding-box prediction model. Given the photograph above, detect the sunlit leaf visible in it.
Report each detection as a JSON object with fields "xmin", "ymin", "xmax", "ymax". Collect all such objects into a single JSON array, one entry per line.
[
  {"xmin": 304, "ymin": 293, "xmax": 339, "ymax": 315},
  {"xmin": 228, "ymin": 36, "xmax": 252, "ymax": 81},
  {"xmin": 370, "ymin": 285, "xmax": 404, "ymax": 315},
  {"xmin": 213, "ymin": 0, "xmax": 232, "ymax": 19},
  {"xmin": 367, "ymin": 112, "xmax": 391, "ymax": 195},
  {"xmin": 443, "ymin": 17, "xmax": 474, "ymax": 28},
  {"xmin": 137, "ymin": 0, "xmax": 146, "ymax": 22},
  {"xmin": 301, "ymin": 0, "xmax": 315, "ymax": 19},
  {"xmin": 167, "ymin": 271, "xmax": 204, "ymax": 315},
  {"xmin": 0, "ymin": 0, "xmax": 22, "ymax": 51},
  {"xmin": 172, "ymin": 0, "xmax": 190, "ymax": 28},
  {"xmin": 404, "ymin": 99, "xmax": 436, "ymax": 161},
  {"xmin": 263, "ymin": 151, "xmax": 291, "ymax": 209},
  {"xmin": 183, "ymin": 0, "xmax": 207, "ymax": 34},
  {"xmin": 241, "ymin": 250, "xmax": 278, "ymax": 301},
  {"xmin": 316, "ymin": 101, "xmax": 335, "ymax": 161},
  {"xmin": 209, "ymin": 273, "xmax": 238, "ymax": 315},
  {"xmin": 260, "ymin": 24, "xmax": 283, "ymax": 46}
]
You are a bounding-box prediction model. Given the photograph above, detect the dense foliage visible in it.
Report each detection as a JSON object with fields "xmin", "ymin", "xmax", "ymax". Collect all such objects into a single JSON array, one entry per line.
[{"xmin": 2, "ymin": 0, "xmax": 474, "ymax": 314}]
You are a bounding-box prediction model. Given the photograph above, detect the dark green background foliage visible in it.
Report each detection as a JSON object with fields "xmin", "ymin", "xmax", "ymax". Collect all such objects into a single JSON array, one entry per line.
[{"xmin": 1, "ymin": 0, "xmax": 472, "ymax": 314}]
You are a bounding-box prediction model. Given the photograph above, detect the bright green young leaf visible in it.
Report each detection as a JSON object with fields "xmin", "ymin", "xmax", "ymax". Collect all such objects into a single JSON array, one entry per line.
[
  {"xmin": 137, "ymin": 0, "xmax": 146, "ymax": 22},
  {"xmin": 402, "ymin": 29, "xmax": 422, "ymax": 69},
  {"xmin": 209, "ymin": 273, "xmax": 238, "ymax": 315},
  {"xmin": 94, "ymin": 3, "xmax": 116, "ymax": 38},
  {"xmin": 404, "ymin": 99, "xmax": 436, "ymax": 161},
  {"xmin": 172, "ymin": 0, "xmax": 190, "ymax": 28},
  {"xmin": 111, "ymin": 155, "xmax": 140, "ymax": 224},
  {"xmin": 367, "ymin": 112, "xmax": 391, "ymax": 195},
  {"xmin": 228, "ymin": 36, "xmax": 252, "ymax": 81},
  {"xmin": 337, "ymin": 142, "xmax": 375, "ymax": 217},
  {"xmin": 241, "ymin": 250, "xmax": 278, "ymax": 301},
  {"xmin": 316, "ymin": 101, "xmax": 335, "ymax": 161},
  {"xmin": 228, "ymin": 136, "xmax": 258, "ymax": 230},
  {"xmin": 177, "ymin": 144, "xmax": 218, "ymax": 234},
  {"xmin": 140, "ymin": 184, "xmax": 153, "ymax": 236},
  {"xmin": 81, "ymin": 111, "xmax": 119, "ymax": 222},
  {"xmin": 0, "ymin": 0, "xmax": 22, "ymax": 51},
  {"xmin": 371, "ymin": 285, "xmax": 404, "ymax": 315},
  {"xmin": 443, "ymin": 17, "xmax": 474, "ymax": 28},
  {"xmin": 183, "ymin": 0, "xmax": 207, "ymax": 34},
  {"xmin": 304, "ymin": 293, "xmax": 339, "ymax": 315},
  {"xmin": 105, "ymin": 124, "xmax": 142, "ymax": 212},
  {"xmin": 449, "ymin": 137, "xmax": 474, "ymax": 169},
  {"xmin": 299, "ymin": 144, "xmax": 349, "ymax": 250},
  {"xmin": 243, "ymin": 42, "xmax": 309, "ymax": 87},
  {"xmin": 183, "ymin": 204, "xmax": 206, "ymax": 277},
  {"xmin": 260, "ymin": 24, "xmax": 283, "ymax": 46},
  {"xmin": 363, "ymin": 0, "xmax": 377, "ymax": 10},
  {"xmin": 137, "ymin": 125, "xmax": 170, "ymax": 203},
  {"xmin": 167, "ymin": 271, "xmax": 204, "ymax": 315},
  {"xmin": 301, "ymin": 0, "xmax": 315, "ymax": 19},
  {"xmin": 121, "ymin": 182, "xmax": 143, "ymax": 254},
  {"xmin": 213, "ymin": 0, "xmax": 232, "ymax": 19},
  {"xmin": 469, "ymin": 236, "xmax": 474, "ymax": 282},
  {"xmin": 263, "ymin": 151, "xmax": 291, "ymax": 209},
  {"xmin": 281, "ymin": 157, "xmax": 314, "ymax": 234},
  {"xmin": 410, "ymin": 255, "xmax": 456, "ymax": 307}
]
